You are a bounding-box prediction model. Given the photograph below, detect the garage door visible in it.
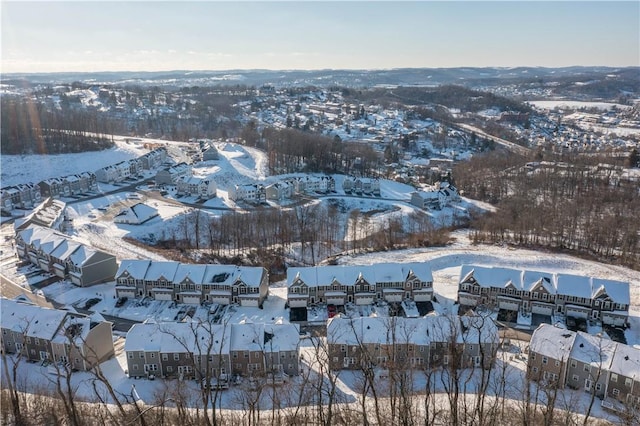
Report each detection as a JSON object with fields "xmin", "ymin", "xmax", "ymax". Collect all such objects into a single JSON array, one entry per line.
[
  {"xmin": 499, "ymin": 300, "xmax": 519, "ymax": 311},
  {"xmin": 566, "ymin": 307, "xmax": 589, "ymax": 319},
  {"xmin": 154, "ymin": 292, "xmax": 173, "ymax": 301},
  {"xmin": 210, "ymin": 295, "xmax": 230, "ymax": 305},
  {"xmin": 531, "ymin": 303, "xmax": 553, "ymax": 316},
  {"xmin": 355, "ymin": 295, "xmax": 374, "ymax": 305},
  {"xmin": 117, "ymin": 289, "xmax": 136, "ymax": 298},
  {"xmin": 240, "ymin": 298, "xmax": 259, "ymax": 307},
  {"xmin": 183, "ymin": 295, "xmax": 201, "ymax": 305}
]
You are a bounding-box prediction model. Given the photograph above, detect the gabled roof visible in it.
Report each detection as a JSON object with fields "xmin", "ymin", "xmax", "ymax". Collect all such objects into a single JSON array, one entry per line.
[
  {"xmin": 591, "ymin": 278, "xmax": 630, "ymax": 305},
  {"xmin": 115, "ymin": 259, "xmax": 151, "ymax": 280},
  {"xmin": 174, "ymin": 264, "xmax": 208, "ymax": 284},
  {"xmin": 609, "ymin": 343, "xmax": 640, "ymax": 377},
  {"xmin": 0, "ymin": 298, "xmax": 68, "ymax": 340},
  {"xmin": 287, "ymin": 262, "xmax": 432, "ymax": 288},
  {"xmin": 50, "ymin": 239, "xmax": 82, "ymax": 262},
  {"xmin": 569, "ymin": 332, "xmax": 616, "ymax": 370},
  {"xmin": 555, "ymin": 274, "xmax": 592, "ymax": 299},
  {"xmin": 529, "ymin": 324, "xmax": 576, "ymax": 361},
  {"xmin": 459, "ymin": 265, "xmax": 523, "ymax": 290},
  {"xmin": 68, "ymin": 245, "xmax": 100, "ymax": 267},
  {"xmin": 145, "ymin": 261, "xmax": 180, "ymax": 281},
  {"xmin": 522, "ymin": 270, "xmax": 555, "ymax": 293}
]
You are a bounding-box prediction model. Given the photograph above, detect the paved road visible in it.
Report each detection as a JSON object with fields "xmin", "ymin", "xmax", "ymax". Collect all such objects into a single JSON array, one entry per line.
[{"xmin": 72, "ymin": 305, "xmax": 141, "ymax": 333}]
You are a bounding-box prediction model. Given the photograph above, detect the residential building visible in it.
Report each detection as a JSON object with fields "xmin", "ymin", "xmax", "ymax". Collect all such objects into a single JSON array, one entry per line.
[
  {"xmin": 124, "ymin": 320, "xmax": 299, "ymax": 383},
  {"xmin": 228, "ymin": 184, "xmax": 266, "ymax": 203},
  {"xmin": 230, "ymin": 323, "xmax": 300, "ymax": 380},
  {"xmin": 0, "ymin": 183, "xmax": 42, "ymax": 211},
  {"xmin": 115, "ymin": 261, "xmax": 269, "ymax": 307},
  {"xmin": 265, "ymin": 181, "xmax": 293, "ymax": 201},
  {"xmin": 327, "ymin": 315, "xmax": 498, "ymax": 372},
  {"xmin": 202, "ymin": 145, "xmax": 219, "ymax": 161},
  {"xmin": 0, "ymin": 298, "xmax": 115, "ymax": 371},
  {"xmin": 176, "ymin": 176, "xmax": 217, "ymax": 199},
  {"xmin": 139, "ymin": 147, "xmax": 168, "ymax": 170},
  {"xmin": 287, "ymin": 262, "xmax": 434, "ymax": 308},
  {"xmin": 15, "ymin": 225, "xmax": 117, "ymax": 287},
  {"xmin": 458, "ymin": 265, "xmax": 630, "ymax": 326},
  {"xmin": 155, "ymin": 162, "xmax": 192, "ymax": 185},
  {"xmin": 528, "ymin": 324, "xmax": 640, "ymax": 413}
]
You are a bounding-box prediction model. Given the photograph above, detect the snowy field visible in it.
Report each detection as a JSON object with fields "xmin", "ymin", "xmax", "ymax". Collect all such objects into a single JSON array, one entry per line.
[{"xmin": 528, "ymin": 100, "xmax": 632, "ymax": 111}]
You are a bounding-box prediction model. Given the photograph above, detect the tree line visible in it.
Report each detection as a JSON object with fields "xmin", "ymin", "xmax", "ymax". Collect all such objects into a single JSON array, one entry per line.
[
  {"xmin": 453, "ymin": 151, "xmax": 640, "ymax": 270},
  {"xmin": 0, "ymin": 97, "xmax": 117, "ymax": 155},
  {"xmin": 150, "ymin": 202, "xmax": 453, "ymax": 274}
]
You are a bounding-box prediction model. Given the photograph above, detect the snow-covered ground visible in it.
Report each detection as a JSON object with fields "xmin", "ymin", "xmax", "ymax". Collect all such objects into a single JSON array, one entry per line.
[{"xmin": 528, "ymin": 100, "xmax": 632, "ymax": 111}]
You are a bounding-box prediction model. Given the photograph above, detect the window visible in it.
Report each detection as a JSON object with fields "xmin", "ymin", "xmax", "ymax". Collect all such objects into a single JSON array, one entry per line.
[
  {"xmin": 139, "ymin": 352, "xmax": 144, "ymax": 359},
  {"xmin": 596, "ymin": 383, "xmax": 602, "ymax": 391},
  {"xmin": 133, "ymin": 365, "xmax": 138, "ymax": 371},
  {"xmin": 573, "ymin": 375, "xmax": 579, "ymax": 382},
  {"xmin": 174, "ymin": 353, "xmax": 180, "ymax": 361},
  {"xmin": 162, "ymin": 353, "xmax": 168, "ymax": 361},
  {"xmin": 150, "ymin": 353, "xmax": 156, "ymax": 359},
  {"xmin": 341, "ymin": 345, "xmax": 346, "ymax": 352},
  {"xmin": 570, "ymin": 360, "xmax": 577, "ymax": 368},
  {"xmin": 532, "ymin": 367, "xmax": 538, "ymax": 373},
  {"xmin": 611, "ymin": 373, "xmax": 618, "ymax": 383},
  {"xmin": 584, "ymin": 364, "xmax": 590, "ymax": 373},
  {"xmin": 531, "ymin": 353, "xmax": 536, "ymax": 361},
  {"xmin": 34, "ymin": 338, "xmax": 40, "ymax": 345},
  {"xmin": 166, "ymin": 366, "xmax": 173, "ymax": 373},
  {"xmin": 443, "ymin": 355, "xmax": 449, "ymax": 365},
  {"xmin": 613, "ymin": 388, "xmax": 620, "ymax": 397},
  {"xmin": 128, "ymin": 353, "xmax": 134, "ymax": 359},
  {"xmin": 542, "ymin": 356, "xmax": 548, "ymax": 365},
  {"xmin": 625, "ymin": 378, "xmax": 633, "ymax": 387},
  {"xmin": 555, "ymin": 360, "xmax": 560, "ymax": 367},
  {"xmin": 333, "ymin": 357, "xmax": 339, "ymax": 363}
]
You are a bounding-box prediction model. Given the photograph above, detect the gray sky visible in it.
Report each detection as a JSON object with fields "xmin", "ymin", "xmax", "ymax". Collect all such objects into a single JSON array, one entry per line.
[{"xmin": 2, "ymin": 1, "xmax": 639, "ymax": 73}]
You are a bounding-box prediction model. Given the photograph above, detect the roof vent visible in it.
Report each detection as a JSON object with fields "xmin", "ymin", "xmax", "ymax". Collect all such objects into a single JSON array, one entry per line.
[
  {"xmin": 580, "ymin": 343, "xmax": 584, "ymax": 348},
  {"xmin": 625, "ymin": 355, "xmax": 630, "ymax": 361}
]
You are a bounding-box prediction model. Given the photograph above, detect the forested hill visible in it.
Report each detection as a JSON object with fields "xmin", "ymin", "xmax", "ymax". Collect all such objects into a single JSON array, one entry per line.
[{"xmin": 0, "ymin": 97, "xmax": 117, "ymax": 155}]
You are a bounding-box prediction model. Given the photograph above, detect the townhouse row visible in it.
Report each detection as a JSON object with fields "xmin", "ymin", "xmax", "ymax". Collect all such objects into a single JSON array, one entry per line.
[
  {"xmin": 327, "ymin": 315, "xmax": 499, "ymax": 371},
  {"xmin": 458, "ymin": 265, "xmax": 630, "ymax": 326},
  {"xmin": 1, "ymin": 148, "xmax": 168, "ymax": 212},
  {"xmin": 410, "ymin": 181, "xmax": 461, "ymax": 210},
  {"xmin": 15, "ymin": 224, "xmax": 118, "ymax": 287},
  {"xmin": 528, "ymin": 324, "xmax": 640, "ymax": 412},
  {"xmin": 97, "ymin": 147, "xmax": 167, "ymax": 183},
  {"xmin": 124, "ymin": 320, "xmax": 299, "ymax": 385},
  {"xmin": 115, "ymin": 260, "xmax": 269, "ymax": 307},
  {"xmin": 230, "ymin": 175, "xmax": 337, "ymax": 203},
  {"xmin": 286, "ymin": 262, "xmax": 434, "ymax": 309},
  {"xmin": 0, "ymin": 298, "xmax": 115, "ymax": 371}
]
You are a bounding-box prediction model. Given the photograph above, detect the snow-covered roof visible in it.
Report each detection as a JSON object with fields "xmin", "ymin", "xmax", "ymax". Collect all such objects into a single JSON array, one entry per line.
[
  {"xmin": 173, "ymin": 264, "xmax": 208, "ymax": 284},
  {"xmin": 522, "ymin": 270, "xmax": 555, "ymax": 293},
  {"xmin": 461, "ymin": 265, "xmax": 630, "ymax": 302},
  {"xmin": 288, "ymin": 262, "xmax": 432, "ymax": 288},
  {"xmin": 555, "ymin": 274, "xmax": 592, "ymax": 299},
  {"xmin": 609, "ymin": 343, "xmax": 640, "ymax": 378},
  {"xmin": 114, "ymin": 203, "xmax": 158, "ymax": 224},
  {"xmin": 529, "ymin": 324, "xmax": 576, "ymax": 361},
  {"xmin": 115, "ymin": 259, "xmax": 151, "ymax": 280},
  {"xmin": 0, "ymin": 298, "xmax": 68, "ymax": 340},
  {"xmin": 591, "ymin": 278, "xmax": 630, "ymax": 305},
  {"xmin": 68, "ymin": 245, "xmax": 99, "ymax": 267},
  {"xmin": 145, "ymin": 261, "xmax": 180, "ymax": 281},
  {"xmin": 263, "ymin": 323, "xmax": 300, "ymax": 352},
  {"xmin": 569, "ymin": 332, "xmax": 616, "ymax": 370},
  {"xmin": 50, "ymin": 239, "xmax": 82, "ymax": 262},
  {"xmin": 230, "ymin": 323, "xmax": 265, "ymax": 352},
  {"xmin": 125, "ymin": 322, "xmax": 196, "ymax": 353}
]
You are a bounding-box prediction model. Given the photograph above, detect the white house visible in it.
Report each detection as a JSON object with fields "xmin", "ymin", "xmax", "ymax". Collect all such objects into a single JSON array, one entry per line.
[
  {"xmin": 228, "ymin": 184, "xmax": 266, "ymax": 203},
  {"xmin": 177, "ymin": 176, "xmax": 217, "ymax": 199}
]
